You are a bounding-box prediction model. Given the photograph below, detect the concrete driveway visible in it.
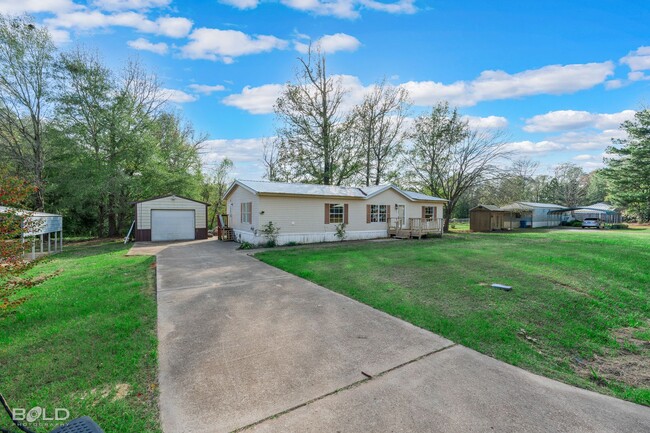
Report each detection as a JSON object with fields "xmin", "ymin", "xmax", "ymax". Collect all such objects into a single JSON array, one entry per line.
[{"xmin": 129, "ymin": 239, "xmax": 650, "ymax": 433}]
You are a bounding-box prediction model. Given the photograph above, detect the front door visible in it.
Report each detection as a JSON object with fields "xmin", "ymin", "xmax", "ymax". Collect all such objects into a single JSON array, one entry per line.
[{"xmin": 397, "ymin": 205, "xmax": 406, "ymax": 227}]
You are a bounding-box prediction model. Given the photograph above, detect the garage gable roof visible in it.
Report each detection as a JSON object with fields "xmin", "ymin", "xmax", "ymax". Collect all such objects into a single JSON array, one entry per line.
[
  {"xmin": 131, "ymin": 194, "xmax": 209, "ymax": 206},
  {"xmin": 225, "ymin": 180, "xmax": 447, "ymax": 202}
]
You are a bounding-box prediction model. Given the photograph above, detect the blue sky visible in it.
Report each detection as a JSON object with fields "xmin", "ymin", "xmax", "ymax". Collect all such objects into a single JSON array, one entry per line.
[{"xmin": 4, "ymin": 0, "xmax": 650, "ymax": 179}]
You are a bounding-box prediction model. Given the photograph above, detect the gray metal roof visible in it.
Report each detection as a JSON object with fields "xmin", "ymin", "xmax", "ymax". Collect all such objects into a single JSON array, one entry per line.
[
  {"xmin": 470, "ymin": 204, "xmax": 503, "ymax": 211},
  {"xmin": 227, "ymin": 180, "xmax": 447, "ymax": 202},
  {"xmin": 0, "ymin": 206, "xmax": 61, "ymax": 218},
  {"xmin": 500, "ymin": 201, "xmax": 565, "ymax": 211},
  {"xmin": 574, "ymin": 202, "xmax": 618, "ymax": 212}
]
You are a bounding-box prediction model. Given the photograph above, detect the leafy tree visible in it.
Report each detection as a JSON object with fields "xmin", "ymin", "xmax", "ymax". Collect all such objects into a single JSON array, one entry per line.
[
  {"xmin": 604, "ymin": 109, "xmax": 650, "ymax": 222},
  {"xmin": 0, "ymin": 168, "xmax": 37, "ymax": 276},
  {"xmin": 553, "ymin": 163, "xmax": 588, "ymax": 207},
  {"xmin": 408, "ymin": 102, "xmax": 508, "ymax": 231},
  {"xmin": 0, "ymin": 15, "xmax": 56, "ymax": 210},
  {"xmin": 274, "ymin": 49, "xmax": 361, "ymax": 185},
  {"xmin": 586, "ymin": 169, "xmax": 608, "ymax": 204},
  {"xmin": 202, "ymin": 158, "xmax": 233, "ymax": 229},
  {"xmin": 352, "ymin": 80, "xmax": 410, "ymax": 186}
]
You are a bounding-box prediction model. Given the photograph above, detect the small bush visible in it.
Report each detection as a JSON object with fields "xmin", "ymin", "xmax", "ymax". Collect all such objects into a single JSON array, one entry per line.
[
  {"xmin": 239, "ymin": 241, "xmax": 254, "ymax": 250},
  {"xmin": 334, "ymin": 223, "xmax": 347, "ymax": 241},
  {"xmin": 567, "ymin": 220, "xmax": 583, "ymax": 227},
  {"xmin": 260, "ymin": 221, "xmax": 281, "ymax": 248},
  {"xmin": 608, "ymin": 223, "xmax": 629, "ymax": 230},
  {"xmin": 285, "ymin": 241, "xmax": 300, "ymax": 247}
]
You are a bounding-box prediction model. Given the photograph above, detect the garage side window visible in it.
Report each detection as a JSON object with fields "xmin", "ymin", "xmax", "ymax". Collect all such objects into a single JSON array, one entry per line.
[{"xmin": 241, "ymin": 202, "xmax": 252, "ymax": 224}]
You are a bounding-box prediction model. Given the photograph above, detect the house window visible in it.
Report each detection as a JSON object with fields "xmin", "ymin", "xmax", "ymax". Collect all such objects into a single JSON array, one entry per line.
[
  {"xmin": 423, "ymin": 206, "xmax": 437, "ymax": 219},
  {"xmin": 329, "ymin": 204, "xmax": 344, "ymax": 224},
  {"xmin": 370, "ymin": 205, "xmax": 388, "ymax": 222},
  {"xmin": 241, "ymin": 202, "xmax": 252, "ymax": 224}
]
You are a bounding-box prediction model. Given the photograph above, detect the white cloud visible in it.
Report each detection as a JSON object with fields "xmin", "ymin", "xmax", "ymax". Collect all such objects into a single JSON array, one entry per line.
[
  {"xmin": 46, "ymin": 11, "xmax": 192, "ymax": 38},
  {"xmin": 628, "ymin": 71, "xmax": 650, "ymax": 82},
  {"xmin": 180, "ymin": 27, "xmax": 288, "ymax": 62},
  {"xmin": 223, "ymin": 74, "xmax": 371, "ymax": 114},
  {"xmin": 202, "ymin": 137, "xmax": 268, "ymax": 164},
  {"xmin": 155, "ymin": 16, "xmax": 193, "ymax": 38},
  {"xmin": 92, "ymin": 0, "xmax": 171, "ymax": 11},
  {"xmin": 463, "ymin": 115, "xmax": 508, "ymax": 129},
  {"xmin": 523, "ymin": 109, "xmax": 635, "ymax": 133},
  {"xmin": 360, "ymin": 0, "xmax": 416, "ymax": 14},
  {"xmin": 188, "ymin": 84, "xmax": 226, "ymax": 94},
  {"xmin": 279, "ymin": 0, "xmax": 415, "ymax": 19},
  {"xmin": 127, "ymin": 37, "xmax": 168, "ymax": 54},
  {"xmin": 573, "ymin": 154, "xmax": 594, "ymax": 161},
  {"xmin": 281, "ymin": 0, "xmax": 359, "ymax": 18},
  {"xmin": 159, "ymin": 88, "xmax": 198, "ymax": 103},
  {"xmin": 222, "ymin": 84, "xmax": 285, "ymax": 114},
  {"xmin": 219, "ymin": 0, "xmax": 259, "ymax": 9},
  {"xmin": 503, "ymin": 140, "xmax": 565, "ymax": 154},
  {"xmin": 47, "ymin": 27, "xmax": 71, "ymax": 45},
  {"xmin": 401, "ymin": 61, "xmax": 614, "ymax": 107},
  {"xmin": 0, "ymin": 0, "xmax": 79, "ymax": 14},
  {"xmin": 604, "ymin": 79, "xmax": 625, "ymax": 90},
  {"xmin": 552, "ymin": 129, "xmax": 627, "ymax": 151},
  {"xmin": 620, "ymin": 46, "xmax": 650, "ymax": 71},
  {"xmin": 295, "ymin": 33, "xmax": 361, "ymax": 54}
]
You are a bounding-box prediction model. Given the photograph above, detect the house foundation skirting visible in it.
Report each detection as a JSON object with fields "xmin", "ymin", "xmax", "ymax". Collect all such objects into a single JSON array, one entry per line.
[{"xmin": 233, "ymin": 229, "xmax": 388, "ymax": 245}]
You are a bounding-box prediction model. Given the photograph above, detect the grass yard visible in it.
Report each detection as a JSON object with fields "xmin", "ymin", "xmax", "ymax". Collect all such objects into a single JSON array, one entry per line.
[
  {"xmin": 0, "ymin": 241, "xmax": 160, "ymax": 432},
  {"xmin": 256, "ymin": 228, "xmax": 650, "ymax": 406}
]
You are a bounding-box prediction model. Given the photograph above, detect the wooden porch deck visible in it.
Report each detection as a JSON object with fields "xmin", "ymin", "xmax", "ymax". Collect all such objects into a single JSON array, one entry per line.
[{"xmin": 388, "ymin": 217, "xmax": 443, "ymax": 239}]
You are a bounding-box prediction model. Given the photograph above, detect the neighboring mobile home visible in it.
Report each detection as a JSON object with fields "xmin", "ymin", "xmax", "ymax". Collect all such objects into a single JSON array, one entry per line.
[
  {"xmin": 499, "ymin": 202, "xmax": 567, "ymax": 228},
  {"xmin": 223, "ymin": 180, "xmax": 446, "ymax": 245}
]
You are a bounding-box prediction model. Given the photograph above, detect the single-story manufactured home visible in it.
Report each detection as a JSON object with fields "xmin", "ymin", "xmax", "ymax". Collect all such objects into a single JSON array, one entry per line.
[
  {"xmin": 498, "ymin": 202, "xmax": 567, "ymax": 228},
  {"xmin": 223, "ymin": 180, "xmax": 447, "ymax": 245},
  {"xmin": 133, "ymin": 195, "xmax": 208, "ymax": 242}
]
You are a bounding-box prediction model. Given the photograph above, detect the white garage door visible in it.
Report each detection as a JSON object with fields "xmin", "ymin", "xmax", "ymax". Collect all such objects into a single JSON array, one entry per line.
[{"xmin": 151, "ymin": 210, "xmax": 195, "ymax": 241}]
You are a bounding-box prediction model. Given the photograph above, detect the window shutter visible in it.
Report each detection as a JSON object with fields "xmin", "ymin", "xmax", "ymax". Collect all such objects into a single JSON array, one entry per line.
[
  {"xmin": 324, "ymin": 203, "xmax": 330, "ymax": 224},
  {"xmin": 386, "ymin": 205, "xmax": 391, "ymax": 220},
  {"xmin": 241, "ymin": 203, "xmax": 244, "ymax": 223},
  {"xmin": 366, "ymin": 205, "xmax": 371, "ymax": 223},
  {"xmin": 422, "ymin": 206, "xmax": 426, "ymax": 219},
  {"xmin": 434, "ymin": 206, "xmax": 438, "ymax": 219},
  {"xmin": 344, "ymin": 204, "xmax": 349, "ymax": 224}
]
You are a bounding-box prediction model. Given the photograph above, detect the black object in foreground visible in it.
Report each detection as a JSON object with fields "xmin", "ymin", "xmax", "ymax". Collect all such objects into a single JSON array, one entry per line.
[
  {"xmin": 50, "ymin": 417, "xmax": 105, "ymax": 433},
  {"xmin": 491, "ymin": 283, "xmax": 512, "ymax": 291}
]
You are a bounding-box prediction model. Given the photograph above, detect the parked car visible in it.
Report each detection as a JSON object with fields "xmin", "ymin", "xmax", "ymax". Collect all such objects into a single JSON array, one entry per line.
[{"xmin": 582, "ymin": 218, "xmax": 604, "ymax": 229}]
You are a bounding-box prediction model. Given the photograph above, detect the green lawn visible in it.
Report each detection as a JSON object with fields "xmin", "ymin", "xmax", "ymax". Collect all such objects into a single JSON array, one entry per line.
[
  {"xmin": 256, "ymin": 228, "xmax": 650, "ymax": 406},
  {"xmin": 0, "ymin": 241, "xmax": 160, "ymax": 433}
]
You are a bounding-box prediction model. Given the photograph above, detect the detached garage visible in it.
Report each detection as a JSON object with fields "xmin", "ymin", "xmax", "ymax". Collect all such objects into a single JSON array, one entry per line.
[{"xmin": 133, "ymin": 195, "xmax": 209, "ymax": 242}]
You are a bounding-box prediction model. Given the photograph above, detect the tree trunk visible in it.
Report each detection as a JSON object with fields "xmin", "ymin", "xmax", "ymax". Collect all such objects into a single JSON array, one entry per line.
[
  {"xmin": 97, "ymin": 203, "xmax": 105, "ymax": 238},
  {"xmin": 443, "ymin": 201, "xmax": 454, "ymax": 233},
  {"xmin": 107, "ymin": 193, "xmax": 118, "ymax": 237}
]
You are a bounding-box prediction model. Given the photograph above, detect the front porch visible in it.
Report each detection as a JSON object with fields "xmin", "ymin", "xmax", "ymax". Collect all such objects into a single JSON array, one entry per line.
[{"xmin": 388, "ymin": 217, "xmax": 444, "ymax": 239}]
